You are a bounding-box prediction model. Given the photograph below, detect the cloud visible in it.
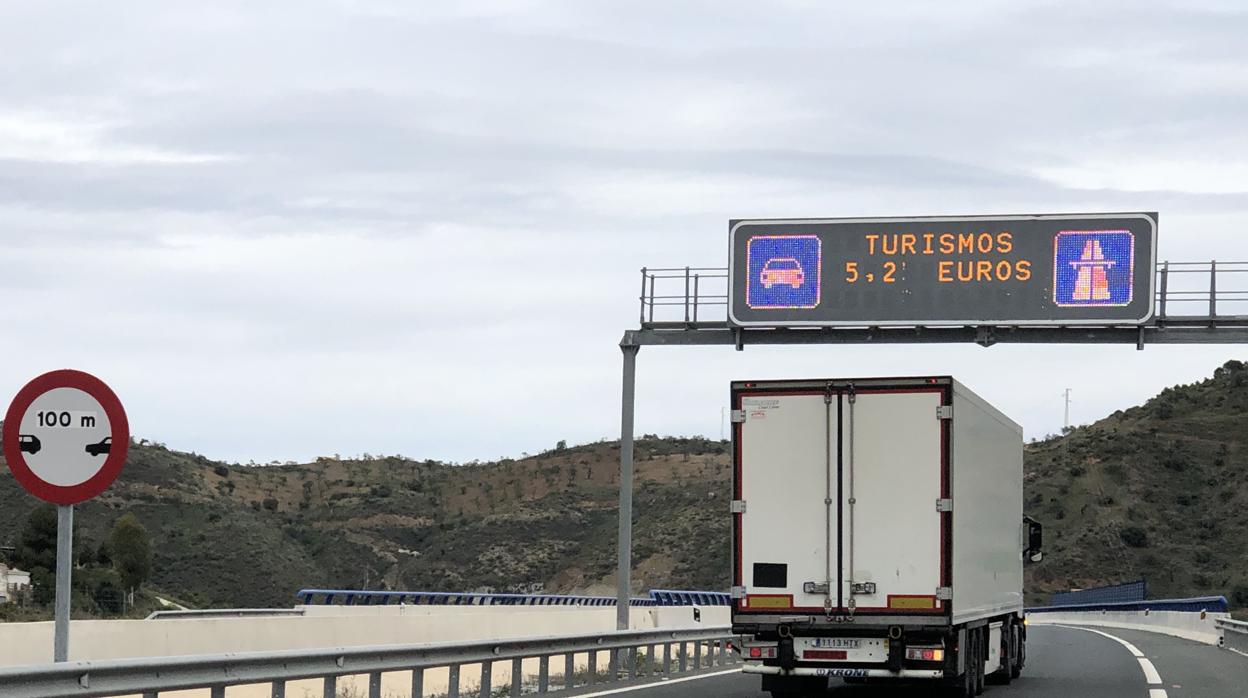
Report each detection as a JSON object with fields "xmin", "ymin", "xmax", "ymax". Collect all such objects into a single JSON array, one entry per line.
[{"xmin": 0, "ymin": 1, "xmax": 1245, "ymax": 463}]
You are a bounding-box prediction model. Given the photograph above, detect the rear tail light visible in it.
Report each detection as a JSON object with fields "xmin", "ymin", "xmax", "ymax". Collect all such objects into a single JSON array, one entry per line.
[
  {"xmin": 746, "ymin": 646, "xmax": 777, "ymax": 659},
  {"xmin": 905, "ymin": 647, "xmax": 945, "ymax": 662}
]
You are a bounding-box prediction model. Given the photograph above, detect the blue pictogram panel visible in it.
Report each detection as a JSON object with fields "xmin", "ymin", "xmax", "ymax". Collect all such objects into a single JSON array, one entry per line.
[
  {"xmin": 1053, "ymin": 230, "xmax": 1135, "ymax": 307},
  {"xmin": 746, "ymin": 235, "xmax": 821, "ymax": 309}
]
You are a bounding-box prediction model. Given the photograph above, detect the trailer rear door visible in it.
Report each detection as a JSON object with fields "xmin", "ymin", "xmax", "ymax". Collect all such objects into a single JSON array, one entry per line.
[{"xmin": 734, "ymin": 383, "xmax": 947, "ymax": 616}]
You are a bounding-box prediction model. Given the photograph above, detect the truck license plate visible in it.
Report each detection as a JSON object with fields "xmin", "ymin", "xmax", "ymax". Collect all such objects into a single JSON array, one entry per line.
[{"xmin": 811, "ymin": 638, "xmax": 862, "ymax": 649}]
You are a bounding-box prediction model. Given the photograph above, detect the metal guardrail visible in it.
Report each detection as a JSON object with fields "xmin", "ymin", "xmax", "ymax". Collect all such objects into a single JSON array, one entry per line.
[
  {"xmin": 1217, "ymin": 618, "xmax": 1248, "ymax": 655},
  {"xmin": 638, "ymin": 261, "xmax": 1248, "ymax": 329},
  {"xmin": 0, "ymin": 626, "xmax": 737, "ymax": 698},
  {"xmin": 1027, "ymin": 595, "xmax": 1229, "ymax": 615},
  {"xmin": 296, "ymin": 589, "xmax": 732, "ymax": 608}
]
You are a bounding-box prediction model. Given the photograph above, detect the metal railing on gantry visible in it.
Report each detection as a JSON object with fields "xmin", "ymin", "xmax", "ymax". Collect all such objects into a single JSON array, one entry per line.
[{"xmin": 632, "ymin": 261, "xmax": 1248, "ymax": 347}]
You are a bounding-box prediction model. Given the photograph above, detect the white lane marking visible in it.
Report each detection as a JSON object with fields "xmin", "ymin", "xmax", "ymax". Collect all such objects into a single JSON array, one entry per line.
[
  {"xmin": 1137, "ymin": 657, "xmax": 1162, "ymax": 685},
  {"xmin": 1053, "ymin": 625, "xmax": 1167, "ymax": 695},
  {"xmin": 574, "ymin": 668, "xmax": 741, "ymax": 697}
]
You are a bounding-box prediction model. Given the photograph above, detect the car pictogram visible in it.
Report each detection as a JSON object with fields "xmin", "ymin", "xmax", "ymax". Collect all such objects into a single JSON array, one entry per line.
[
  {"xmin": 85, "ymin": 437, "xmax": 111, "ymax": 457},
  {"xmin": 760, "ymin": 257, "xmax": 805, "ymax": 289},
  {"xmin": 19, "ymin": 434, "xmax": 41, "ymax": 455}
]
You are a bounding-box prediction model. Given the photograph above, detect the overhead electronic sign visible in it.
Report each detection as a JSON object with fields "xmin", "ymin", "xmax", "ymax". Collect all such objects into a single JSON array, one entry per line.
[{"xmin": 728, "ymin": 213, "xmax": 1157, "ymax": 327}]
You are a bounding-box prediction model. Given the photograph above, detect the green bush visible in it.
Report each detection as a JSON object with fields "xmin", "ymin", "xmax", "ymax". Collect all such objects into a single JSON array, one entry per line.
[
  {"xmin": 1120, "ymin": 526, "xmax": 1149, "ymax": 548},
  {"xmin": 1231, "ymin": 584, "xmax": 1248, "ymax": 608}
]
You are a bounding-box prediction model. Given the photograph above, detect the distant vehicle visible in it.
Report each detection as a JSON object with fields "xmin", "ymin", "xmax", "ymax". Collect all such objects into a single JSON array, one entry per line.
[
  {"xmin": 760, "ymin": 257, "xmax": 805, "ymax": 289},
  {"xmin": 19, "ymin": 434, "xmax": 40, "ymax": 455},
  {"xmin": 85, "ymin": 437, "xmax": 111, "ymax": 456},
  {"xmin": 732, "ymin": 377, "xmax": 1042, "ymax": 696}
]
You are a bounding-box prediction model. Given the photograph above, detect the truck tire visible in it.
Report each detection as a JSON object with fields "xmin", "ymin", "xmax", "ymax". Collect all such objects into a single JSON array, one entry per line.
[
  {"xmin": 989, "ymin": 622, "xmax": 1013, "ymax": 685},
  {"xmin": 973, "ymin": 628, "xmax": 986, "ymax": 696},
  {"xmin": 1011, "ymin": 626, "xmax": 1025, "ymax": 679},
  {"xmin": 954, "ymin": 630, "xmax": 978, "ymax": 698},
  {"xmin": 943, "ymin": 664, "xmax": 974, "ymax": 698}
]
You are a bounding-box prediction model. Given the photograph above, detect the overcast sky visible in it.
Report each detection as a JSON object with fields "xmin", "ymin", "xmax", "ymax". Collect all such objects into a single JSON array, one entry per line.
[{"xmin": 2, "ymin": 1, "xmax": 1246, "ymax": 465}]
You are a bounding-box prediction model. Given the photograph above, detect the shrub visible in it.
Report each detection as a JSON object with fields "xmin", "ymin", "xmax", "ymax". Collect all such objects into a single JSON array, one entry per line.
[
  {"xmin": 1231, "ymin": 584, "xmax": 1248, "ymax": 608},
  {"xmin": 1120, "ymin": 526, "xmax": 1149, "ymax": 548},
  {"xmin": 213, "ymin": 464, "xmax": 230, "ymax": 477}
]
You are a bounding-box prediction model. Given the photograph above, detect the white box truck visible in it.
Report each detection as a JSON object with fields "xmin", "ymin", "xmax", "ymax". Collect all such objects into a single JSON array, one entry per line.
[{"xmin": 731, "ymin": 376, "xmax": 1043, "ymax": 697}]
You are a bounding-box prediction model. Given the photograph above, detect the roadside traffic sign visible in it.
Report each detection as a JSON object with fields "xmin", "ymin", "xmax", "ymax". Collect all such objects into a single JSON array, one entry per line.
[{"xmin": 4, "ymin": 369, "xmax": 129, "ymax": 506}]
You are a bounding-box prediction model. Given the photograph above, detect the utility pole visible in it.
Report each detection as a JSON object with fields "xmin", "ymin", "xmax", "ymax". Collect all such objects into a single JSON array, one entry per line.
[{"xmin": 1063, "ymin": 388, "xmax": 1072, "ymax": 431}]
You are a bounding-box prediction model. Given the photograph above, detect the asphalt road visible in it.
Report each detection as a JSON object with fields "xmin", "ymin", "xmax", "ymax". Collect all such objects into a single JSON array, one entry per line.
[{"xmin": 613, "ymin": 625, "xmax": 1247, "ymax": 698}]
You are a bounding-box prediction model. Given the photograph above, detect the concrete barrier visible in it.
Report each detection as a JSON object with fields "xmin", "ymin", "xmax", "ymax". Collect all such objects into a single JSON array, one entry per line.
[
  {"xmin": 0, "ymin": 604, "xmax": 731, "ymax": 668},
  {"xmin": 1027, "ymin": 609, "xmax": 1229, "ymax": 645}
]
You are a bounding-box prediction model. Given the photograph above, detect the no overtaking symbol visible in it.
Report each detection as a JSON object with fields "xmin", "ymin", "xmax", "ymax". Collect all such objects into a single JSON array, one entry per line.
[
  {"xmin": 3, "ymin": 369, "xmax": 128, "ymax": 663},
  {"xmin": 4, "ymin": 369, "xmax": 129, "ymax": 505}
]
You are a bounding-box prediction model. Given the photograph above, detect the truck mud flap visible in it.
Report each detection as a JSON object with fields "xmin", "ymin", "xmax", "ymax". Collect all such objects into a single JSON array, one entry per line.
[{"xmin": 778, "ymin": 635, "xmax": 797, "ymax": 670}]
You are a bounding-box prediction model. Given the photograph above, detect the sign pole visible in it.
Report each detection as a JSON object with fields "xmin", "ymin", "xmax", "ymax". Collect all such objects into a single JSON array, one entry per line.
[
  {"xmin": 616, "ymin": 344, "xmax": 638, "ymax": 631},
  {"xmin": 54, "ymin": 504, "xmax": 73, "ymax": 662},
  {"xmin": 3, "ymin": 370, "xmax": 128, "ymax": 664}
]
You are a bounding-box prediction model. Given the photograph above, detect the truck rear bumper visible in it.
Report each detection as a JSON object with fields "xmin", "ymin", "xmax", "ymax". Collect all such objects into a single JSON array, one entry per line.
[{"xmin": 744, "ymin": 664, "xmax": 944, "ymax": 680}]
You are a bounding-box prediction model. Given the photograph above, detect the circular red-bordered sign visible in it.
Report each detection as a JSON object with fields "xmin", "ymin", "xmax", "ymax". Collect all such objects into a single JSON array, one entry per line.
[{"xmin": 4, "ymin": 370, "xmax": 129, "ymax": 505}]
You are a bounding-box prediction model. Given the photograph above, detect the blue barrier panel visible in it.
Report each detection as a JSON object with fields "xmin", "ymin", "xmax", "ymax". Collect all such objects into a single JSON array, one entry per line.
[
  {"xmin": 296, "ymin": 588, "xmax": 729, "ymax": 607},
  {"xmin": 1050, "ymin": 579, "xmax": 1147, "ymax": 607}
]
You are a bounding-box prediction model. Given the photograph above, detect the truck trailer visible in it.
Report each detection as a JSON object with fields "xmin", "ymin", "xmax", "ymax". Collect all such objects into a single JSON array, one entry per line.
[{"xmin": 730, "ymin": 376, "xmax": 1043, "ymax": 697}]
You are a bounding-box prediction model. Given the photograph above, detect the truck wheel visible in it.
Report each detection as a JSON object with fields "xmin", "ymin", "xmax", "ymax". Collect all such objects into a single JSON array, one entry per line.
[
  {"xmin": 989, "ymin": 623, "xmax": 1013, "ymax": 685},
  {"xmin": 963, "ymin": 634, "xmax": 973, "ymax": 698},
  {"xmin": 973, "ymin": 628, "xmax": 986, "ymax": 695},
  {"xmin": 1012, "ymin": 626, "xmax": 1025, "ymax": 678},
  {"xmin": 943, "ymin": 629, "xmax": 976, "ymax": 698}
]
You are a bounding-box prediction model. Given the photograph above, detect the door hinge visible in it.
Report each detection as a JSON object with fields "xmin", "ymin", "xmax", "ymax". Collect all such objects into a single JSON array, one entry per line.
[
  {"xmin": 935, "ymin": 498, "xmax": 953, "ymax": 513},
  {"xmin": 936, "ymin": 587, "xmax": 953, "ymax": 601},
  {"xmin": 730, "ymin": 586, "xmax": 747, "ymax": 599},
  {"xmin": 936, "ymin": 405, "xmax": 954, "ymax": 420},
  {"xmin": 730, "ymin": 409, "xmax": 746, "ymax": 423},
  {"xmin": 730, "ymin": 500, "xmax": 747, "ymax": 514}
]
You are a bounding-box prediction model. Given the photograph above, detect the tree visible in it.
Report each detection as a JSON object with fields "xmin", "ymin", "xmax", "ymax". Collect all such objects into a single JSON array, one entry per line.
[
  {"xmin": 14, "ymin": 504, "xmax": 58, "ymax": 573},
  {"xmin": 110, "ymin": 513, "xmax": 153, "ymax": 592}
]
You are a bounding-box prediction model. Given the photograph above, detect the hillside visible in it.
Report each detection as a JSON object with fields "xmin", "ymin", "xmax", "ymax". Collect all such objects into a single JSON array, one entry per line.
[
  {"xmin": 0, "ymin": 435, "xmax": 732, "ymax": 608},
  {"xmin": 2, "ymin": 360, "xmax": 1247, "ymax": 611},
  {"xmin": 1022, "ymin": 359, "xmax": 1248, "ymax": 606}
]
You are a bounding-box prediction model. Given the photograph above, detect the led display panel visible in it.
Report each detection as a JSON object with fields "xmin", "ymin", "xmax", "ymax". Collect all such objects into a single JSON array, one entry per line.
[{"xmin": 728, "ymin": 213, "xmax": 1156, "ymax": 327}]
